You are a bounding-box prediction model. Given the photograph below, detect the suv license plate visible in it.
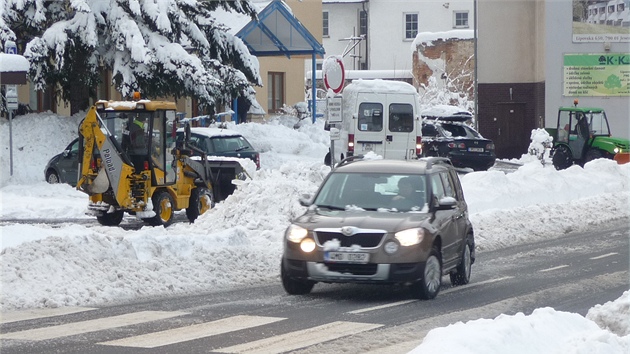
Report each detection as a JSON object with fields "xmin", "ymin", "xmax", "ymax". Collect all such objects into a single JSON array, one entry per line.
[
  {"xmin": 468, "ymin": 147, "xmax": 484, "ymax": 152},
  {"xmin": 362, "ymin": 143, "xmax": 373, "ymax": 151},
  {"xmin": 325, "ymin": 252, "xmax": 369, "ymax": 264}
]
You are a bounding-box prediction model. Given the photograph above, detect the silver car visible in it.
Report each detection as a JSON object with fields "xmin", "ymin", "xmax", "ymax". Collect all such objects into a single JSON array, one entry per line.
[{"xmin": 281, "ymin": 157, "xmax": 475, "ymax": 299}]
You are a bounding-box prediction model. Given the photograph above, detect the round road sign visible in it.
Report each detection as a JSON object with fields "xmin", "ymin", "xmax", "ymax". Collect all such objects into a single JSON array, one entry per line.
[{"xmin": 323, "ymin": 56, "xmax": 345, "ymax": 94}]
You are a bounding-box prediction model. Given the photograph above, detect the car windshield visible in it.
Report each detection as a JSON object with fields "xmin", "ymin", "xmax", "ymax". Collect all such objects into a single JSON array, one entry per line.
[
  {"xmin": 313, "ymin": 172, "xmax": 428, "ymax": 212},
  {"xmin": 210, "ymin": 136, "xmax": 252, "ymax": 153}
]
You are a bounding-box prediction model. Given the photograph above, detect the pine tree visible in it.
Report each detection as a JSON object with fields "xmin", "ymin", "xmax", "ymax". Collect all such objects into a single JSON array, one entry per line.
[{"xmin": 1, "ymin": 0, "xmax": 261, "ymax": 115}]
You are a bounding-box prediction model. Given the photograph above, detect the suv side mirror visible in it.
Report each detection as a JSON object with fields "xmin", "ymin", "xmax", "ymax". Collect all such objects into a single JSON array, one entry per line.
[
  {"xmin": 436, "ymin": 196, "xmax": 457, "ymax": 210},
  {"xmin": 299, "ymin": 194, "xmax": 313, "ymax": 207}
]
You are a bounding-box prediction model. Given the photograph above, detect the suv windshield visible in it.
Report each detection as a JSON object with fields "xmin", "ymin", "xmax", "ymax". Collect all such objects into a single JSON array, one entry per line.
[{"xmin": 313, "ymin": 173, "xmax": 428, "ymax": 212}]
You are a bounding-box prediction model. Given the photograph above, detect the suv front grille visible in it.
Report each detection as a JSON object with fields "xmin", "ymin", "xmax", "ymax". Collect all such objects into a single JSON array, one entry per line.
[
  {"xmin": 315, "ymin": 231, "xmax": 385, "ymax": 248},
  {"xmin": 323, "ymin": 263, "xmax": 378, "ymax": 275}
]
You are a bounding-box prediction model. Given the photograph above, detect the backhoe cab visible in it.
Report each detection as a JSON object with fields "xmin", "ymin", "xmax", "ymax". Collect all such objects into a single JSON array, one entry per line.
[
  {"xmin": 550, "ymin": 100, "xmax": 630, "ymax": 170},
  {"xmin": 77, "ymin": 93, "xmax": 245, "ymax": 227}
]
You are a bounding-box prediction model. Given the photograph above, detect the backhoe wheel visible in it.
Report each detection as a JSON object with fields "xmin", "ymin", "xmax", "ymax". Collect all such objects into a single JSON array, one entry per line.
[
  {"xmin": 552, "ymin": 145, "xmax": 573, "ymax": 170},
  {"xmin": 96, "ymin": 210, "xmax": 124, "ymax": 226},
  {"xmin": 146, "ymin": 190, "xmax": 174, "ymax": 227},
  {"xmin": 186, "ymin": 187, "xmax": 214, "ymax": 223}
]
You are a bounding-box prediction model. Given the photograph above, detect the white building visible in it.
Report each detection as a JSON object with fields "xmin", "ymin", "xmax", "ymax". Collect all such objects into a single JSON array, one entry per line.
[{"xmin": 321, "ymin": 0, "xmax": 475, "ymax": 73}]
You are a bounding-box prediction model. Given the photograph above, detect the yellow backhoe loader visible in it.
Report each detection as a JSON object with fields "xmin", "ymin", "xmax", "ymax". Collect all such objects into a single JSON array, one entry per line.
[{"xmin": 76, "ymin": 93, "xmax": 245, "ymax": 227}]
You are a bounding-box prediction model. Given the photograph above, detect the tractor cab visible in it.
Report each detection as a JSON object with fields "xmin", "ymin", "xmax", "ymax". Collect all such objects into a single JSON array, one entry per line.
[{"xmin": 551, "ymin": 100, "xmax": 629, "ymax": 170}]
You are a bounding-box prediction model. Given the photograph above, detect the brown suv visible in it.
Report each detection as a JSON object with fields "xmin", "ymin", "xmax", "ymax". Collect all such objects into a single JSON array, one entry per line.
[{"xmin": 281, "ymin": 156, "xmax": 475, "ymax": 299}]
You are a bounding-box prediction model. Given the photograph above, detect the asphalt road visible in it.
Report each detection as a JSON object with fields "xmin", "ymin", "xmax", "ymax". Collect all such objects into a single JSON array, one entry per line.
[{"xmin": 1, "ymin": 217, "xmax": 627, "ymax": 354}]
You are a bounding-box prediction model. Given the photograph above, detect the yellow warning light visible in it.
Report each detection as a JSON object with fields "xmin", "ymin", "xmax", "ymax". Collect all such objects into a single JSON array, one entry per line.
[
  {"xmin": 133, "ymin": 92, "xmax": 141, "ymax": 101},
  {"xmin": 573, "ymin": 99, "xmax": 579, "ymax": 106}
]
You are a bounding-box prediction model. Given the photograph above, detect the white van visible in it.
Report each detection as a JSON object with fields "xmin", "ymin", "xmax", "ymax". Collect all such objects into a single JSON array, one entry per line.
[{"xmin": 325, "ymin": 79, "xmax": 422, "ymax": 165}]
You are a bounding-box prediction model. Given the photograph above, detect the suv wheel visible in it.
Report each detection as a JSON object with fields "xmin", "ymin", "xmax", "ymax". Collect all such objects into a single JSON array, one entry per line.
[
  {"xmin": 281, "ymin": 259, "xmax": 315, "ymax": 295},
  {"xmin": 410, "ymin": 247, "xmax": 442, "ymax": 299},
  {"xmin": 450, "ymin": 241, "xmax": 472, "ymax": 286}
]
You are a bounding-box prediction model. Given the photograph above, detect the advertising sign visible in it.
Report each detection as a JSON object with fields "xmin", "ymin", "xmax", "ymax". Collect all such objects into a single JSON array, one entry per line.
[
  {"xmin": 563, "ymin": 53, "xmax": 630, "ymax": 96},
  {"xmin": 572, "ymin": 0, "xmax": 630, "ymax": 43}
]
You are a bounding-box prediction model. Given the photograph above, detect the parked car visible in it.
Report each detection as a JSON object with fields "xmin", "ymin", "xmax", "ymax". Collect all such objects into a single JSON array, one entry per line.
[
  {"xmin": 421, "ymin": 112, "xmax": 496, "ymax": 171},
  {"xmin": 176, "ymin": 127, "xmax": 260, "ymax": 169},
  {"xmin": 281, "ymin": 156, "xmax": 475, "ymax": 299},
  {"xmin": 44, "ymin": 138, "xmax": 80, "ymax": 186}
]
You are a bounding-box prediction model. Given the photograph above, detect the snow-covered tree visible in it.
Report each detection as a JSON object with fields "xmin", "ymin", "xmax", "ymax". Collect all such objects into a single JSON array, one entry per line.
[{"xmin": 0, "ymin": 0, "xmax": 262, "ymax": 115}]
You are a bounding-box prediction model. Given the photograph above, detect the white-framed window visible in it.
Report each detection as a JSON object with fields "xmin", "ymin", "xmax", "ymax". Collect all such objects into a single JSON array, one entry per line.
[
  {"xmin": 404, "ymin": 13, "xmax": 418, "ymax": 40},
  {"xmin": 323, "ymin": 11, "xmax": 329, "ymax": 37},
  {"xmin": 454, "ymin": 11, "xmax": 469, "ymax": 28}
]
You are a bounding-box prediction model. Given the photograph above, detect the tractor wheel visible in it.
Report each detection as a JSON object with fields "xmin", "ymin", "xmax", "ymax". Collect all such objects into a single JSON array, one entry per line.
[
  {"xmin": 186, "ymin": 187, "xmax": 214, "ymax": 223},
  {"xmin": 585, "ymin": 149, "xmax": 604, "ymax": 163},
  {"xmin": 145, "ymin": 190, "xmax": 175, "ymax": 227},
  {"xmin": 552, "ymin": 145, "xmax": 573, "ymax": 170},
  {"xmin": 96, "ymin": 210, "xmax": 124, "ymax": 226}
]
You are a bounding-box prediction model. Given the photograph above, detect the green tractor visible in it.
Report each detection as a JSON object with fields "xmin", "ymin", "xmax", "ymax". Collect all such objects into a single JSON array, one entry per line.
[{"xmin": 549, "ymin": 101, "xmax": 630, "ymax": 170}]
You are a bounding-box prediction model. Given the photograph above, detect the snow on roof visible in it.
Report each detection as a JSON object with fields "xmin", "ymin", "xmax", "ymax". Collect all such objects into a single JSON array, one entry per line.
[
  {"xmin": 343, "ymin": 79, "xmax": 418, "ymax": 95},
  {"xmin": 307, "ymin": 69, "xmax": 413, "ymax": 80},
  {"xmin": 188, "ymin": 127, "xmax": 242, "ymax": 138},
  {"xmin": 0, "ymin": 53, "xmax": 30, "ymax": 72},
  {"xmin": 421, "ymin": 104, "xmax": 472, "ymax": 118},
  {"xmin": 412, "ymin": 29, "xmax": 474, "ymax": 48}
]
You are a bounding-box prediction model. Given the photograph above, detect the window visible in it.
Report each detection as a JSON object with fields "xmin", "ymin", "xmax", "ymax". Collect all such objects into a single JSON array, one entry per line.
[
  {"xmin": 454, "ymin": 11, "xmax": 469, "ymax": 28},
  {"xmin": 267, "ymin": 72, "xmax": 285, "ymax": 113},
  {"xmin": 404, "ymin": 13, "xmax": 418, "ymax": 40},
  {"xmin": 357, "ymin": 102, "xmax": 383, "ymax": 132},
  {"xmin": 388, "ymin": 104, "xmax": 414, "ymax": 132},
  {"xmin": 323, "ymin": 11, "xmax": 329, "ymax": 37},
  {"xmin": 359, "ymin": 10, "xmax": 368, "ymax": 36}
]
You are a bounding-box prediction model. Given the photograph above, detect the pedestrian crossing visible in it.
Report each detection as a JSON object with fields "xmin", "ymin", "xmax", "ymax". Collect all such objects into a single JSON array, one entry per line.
[{"xmin": 1, "ymin": 310, "xmax": 385, "ymax": 353}]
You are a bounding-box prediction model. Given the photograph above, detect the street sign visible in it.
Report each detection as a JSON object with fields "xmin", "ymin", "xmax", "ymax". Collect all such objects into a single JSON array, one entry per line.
[
  {"xmin": 329, "ymin": 127, "xmax": 340, "ymax": 140},
  {"xmin": 327, "ymin": 96, "xmax": 342, "ymax": 123},
  {"xmin": 323, "ymin": 56, "xmax": 345, "ymax": 94},
  {"xmin": 4, "ymin": 40, "xmax": 17, "ymax": 54},
  {"xmin": 6, "ymin": 85, "xmax": 18, "ymax": 110}
]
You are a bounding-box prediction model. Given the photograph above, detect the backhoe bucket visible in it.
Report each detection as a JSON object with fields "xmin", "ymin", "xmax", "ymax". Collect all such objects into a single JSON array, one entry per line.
[{"xmin": 613, "ymin": 152, "xmax": 630, "ymax": 164}]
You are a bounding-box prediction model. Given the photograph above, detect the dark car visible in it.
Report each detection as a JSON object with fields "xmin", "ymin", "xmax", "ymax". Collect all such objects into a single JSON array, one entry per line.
[
  {"xmin": 281, "ymin": 156, "xmax": 475, "ymax": 299},
  {"xmin": 44, "ymin": 138, "xmax": 80, "ymax": 186},
  {"xmin": 177, "ymin": 127, "xmax": 260, "ymax": 169},
  {"xmin": 421, "ymin": 113, "xmax": 496, "ymax": 171}
]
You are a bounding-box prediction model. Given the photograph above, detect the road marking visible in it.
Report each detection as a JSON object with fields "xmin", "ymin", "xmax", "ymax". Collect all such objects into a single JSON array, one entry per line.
[
  {"xmin": 98, "ymin": 315, "xmax": 285, "ymax": 348},
  {"xmin": 214, "ymin": 321, "xmax": 383, "ymax": 354},
  {"xmin": 0, "ymin": 311, "xmax": 188, "ymax": 341},
  {"xmin": 347, "ymin": 300, "xmax": 417, "ymax": 314},
  {"xmin": 0, "ymin": 307, "xmax": 97, "ymax": 324},
  {"xmin": 590, "ymin": 252, "xmax": 618, "ymax": 260},
  {"xmin": 540, "ymin": 265, "xmax": 569, "ymax": 272},
  {"xmin": 440, "ymin": 276, "xmax": 515, "ymax": 295}
]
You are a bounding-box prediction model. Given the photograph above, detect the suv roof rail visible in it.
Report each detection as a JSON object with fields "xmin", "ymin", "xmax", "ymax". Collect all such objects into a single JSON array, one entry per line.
[
  {"xmin": 422, "ymin": 157, "xmax": 453, "ymax": 169},
  {"xmin": 335, "ymin": 155, "xmax": 365, "ymax": 168}
]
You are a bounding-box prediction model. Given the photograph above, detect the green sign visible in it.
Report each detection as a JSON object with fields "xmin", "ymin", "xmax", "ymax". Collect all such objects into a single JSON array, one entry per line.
[{"xmin": 563, "ymin": 53, "xmax": 630, "ymax": 96}]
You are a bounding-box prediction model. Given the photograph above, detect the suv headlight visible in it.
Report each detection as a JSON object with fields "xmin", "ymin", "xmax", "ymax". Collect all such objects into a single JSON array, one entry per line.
[
  {"xmin": 286, "ymin": 224, "xmax": 308, "ymax": 243},
  {"xmin": 394, "ymin": 228, "xmax": 424, "ymax": 246}
]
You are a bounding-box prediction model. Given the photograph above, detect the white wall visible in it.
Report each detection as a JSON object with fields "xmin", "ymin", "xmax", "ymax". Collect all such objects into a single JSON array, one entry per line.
[
  {"xmin": 322, "ymin": 1, "xmax": 366, "ymax": 70},
  {"xmin": 322, "ymin": 0, "xmax": 474, "ymax": 72},
  {"xmin": 545, "ymin": 0, "xmax": 630, "ymax": 135}
]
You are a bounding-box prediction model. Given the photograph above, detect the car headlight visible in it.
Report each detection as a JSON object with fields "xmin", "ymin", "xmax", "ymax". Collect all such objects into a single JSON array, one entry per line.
[
  {"xmin": 286, "ymin": 224, "xmax": 308, "ymax": 243},
  {"xmin": 394, "ymin": 228, "xmax": 424, "ymax": 246}
]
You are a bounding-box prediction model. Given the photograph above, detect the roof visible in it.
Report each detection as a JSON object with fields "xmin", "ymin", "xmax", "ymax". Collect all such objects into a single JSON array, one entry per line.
[
  {"xmin": 237, "ymin": 0, "xmax": 325, "ymax": 58},
  {"xmin": 334, "ymin": 158, "xmax": 452, "ymax": 174}
]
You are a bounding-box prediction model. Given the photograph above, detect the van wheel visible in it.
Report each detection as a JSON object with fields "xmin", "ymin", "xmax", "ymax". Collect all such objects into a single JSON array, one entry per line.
[
  {"xmin": 186, "ymin": 187, "xmax": 214, "ymax": 223},
  {"xmin": 145, "ymin": 191, "xmax": 174, "ymax": 227},
  {"xmin": 96, "ymin": 210, "xmax": 124, "ymax": 226}
]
